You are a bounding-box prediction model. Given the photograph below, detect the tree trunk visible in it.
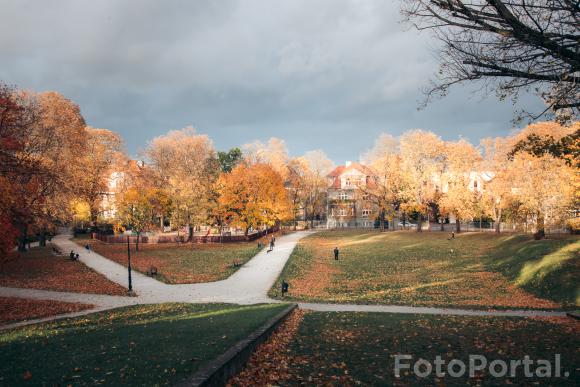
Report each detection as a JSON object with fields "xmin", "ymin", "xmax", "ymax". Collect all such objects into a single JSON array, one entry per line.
[
  {"xmin": 440, "ymin": 218, "xmax": 444, "ymax": 231},
  {"xmin": 17, "ymin": 224, "xmax": 28, "ymax": 252},
  {"xmin": 455, "ymin": 219, "xmax": 461, "ymax": 233},
  {"xmin": 417, "ymin": 214, "xmax": 423, "ymax": 232},
  {"xmin": 135, "ymin": 233, "xmax": 140, "ymax": 252},
  {"xmin": 39, "ymin": 227, "xmax": 47, "ymax": 247},
  {"xmin": 188, "ymin": 224, "xmax": 194, "ymax": 242},
  {"xmin": 89, "ymin": 205, "xmax": 100, "ymax": 232},
  {"xmin": 534, "ymin": 212, "xmax": 545, "ymax": 240},
  {"xmin": 159, "ymin": 215, "xmax": 164, "ymax": 230}
]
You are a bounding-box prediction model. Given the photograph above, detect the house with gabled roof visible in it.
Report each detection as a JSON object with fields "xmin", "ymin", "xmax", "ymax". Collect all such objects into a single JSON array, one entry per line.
[{"xmin": 326, "ymin": 161, "xmax": 378, "ymax": 228}]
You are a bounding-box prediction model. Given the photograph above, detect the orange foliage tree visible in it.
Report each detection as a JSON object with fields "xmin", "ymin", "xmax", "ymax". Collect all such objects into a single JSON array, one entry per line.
[
  {"xmin": 216, "ymin": 163, "xmax": 291, "ymax": 236},
  {"xmin": 0, "ymin": 84, "xmax": 87, "ymax": 251}
]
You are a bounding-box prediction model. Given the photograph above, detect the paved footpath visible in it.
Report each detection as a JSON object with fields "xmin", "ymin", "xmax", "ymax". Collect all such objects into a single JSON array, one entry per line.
[{"xmin": 0, "ymin": 230, "xmax": 567, "ymax": 330}]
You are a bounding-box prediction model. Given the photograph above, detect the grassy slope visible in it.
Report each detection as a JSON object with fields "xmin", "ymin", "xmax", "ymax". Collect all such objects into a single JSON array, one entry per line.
[
  {"xmin": 0, "ymin": 303, "xmax": 288, "ymax": 386},
  {"xmin": 270, "ymin": 231, "xmax": 579, "ymax": 309},
  {"xmin": 81, "ymin": 239, "xmax": 262, "ymax": 284},
  {"xmin": 481, "ymin": 234, "xmax": 579, "ymax": 307},
  {"xmin": 284, "ymin": 312, "xmax": 579, "ymax": 386}
]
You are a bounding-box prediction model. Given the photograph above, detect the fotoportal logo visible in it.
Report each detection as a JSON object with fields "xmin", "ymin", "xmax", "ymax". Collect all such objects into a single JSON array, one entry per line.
[{"xmin": 394, "ymin": 354, "xmax": 570, "ymax": 379}]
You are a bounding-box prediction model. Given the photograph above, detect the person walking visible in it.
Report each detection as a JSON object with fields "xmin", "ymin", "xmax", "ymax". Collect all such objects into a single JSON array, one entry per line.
[
  {"xmin": 334, "ymin": 247, "xmax": 339, "ymax": 260},
  {"xmin": 281, "ymin": 280, "xmax": 289, "ymax": 296}
]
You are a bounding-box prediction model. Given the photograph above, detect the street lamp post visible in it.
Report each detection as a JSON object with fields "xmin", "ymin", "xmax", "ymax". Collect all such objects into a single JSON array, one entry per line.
[{"xmin": 127, "ymin": 236, "xmax": 133, "ymax": 293}]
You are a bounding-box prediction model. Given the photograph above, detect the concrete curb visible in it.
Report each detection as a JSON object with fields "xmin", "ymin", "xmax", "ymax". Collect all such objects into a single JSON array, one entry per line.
[{"xmin": 177, "ymin": 303, "xmax": 297, "ymax": 387}]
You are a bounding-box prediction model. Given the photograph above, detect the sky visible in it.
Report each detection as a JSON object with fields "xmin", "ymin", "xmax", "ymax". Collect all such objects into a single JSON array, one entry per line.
[{"xmin": 0, "ymin": 0, "xmax": 545, "ymax": 163}]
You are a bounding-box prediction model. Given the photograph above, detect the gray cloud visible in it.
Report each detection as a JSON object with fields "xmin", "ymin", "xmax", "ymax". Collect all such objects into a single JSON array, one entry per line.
[{"xmin": 0, "ymin": 0, "xmax": 544, "ymax": 162}]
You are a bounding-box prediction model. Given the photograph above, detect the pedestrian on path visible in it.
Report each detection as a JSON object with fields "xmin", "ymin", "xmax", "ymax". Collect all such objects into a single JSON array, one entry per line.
[
  {"xmin": 269, "ymin": 238, "xmax": 275, "ymax": 251},
  {"xmin": 334, "ymin": 247, "xmax": 339, "ymax": 260},
  {"xmin": 85, "ymin": 244, "xmax": 91, "ymax": 253},
  {"xmin": 281, "ymin": 280, "xmax": 289, "ymax": 296}
]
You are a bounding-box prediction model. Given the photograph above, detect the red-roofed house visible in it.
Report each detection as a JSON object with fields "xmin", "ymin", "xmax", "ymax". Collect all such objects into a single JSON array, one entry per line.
[{"xmin": 326, "ymin": 161, "xmax": 377, "ymax": 228}]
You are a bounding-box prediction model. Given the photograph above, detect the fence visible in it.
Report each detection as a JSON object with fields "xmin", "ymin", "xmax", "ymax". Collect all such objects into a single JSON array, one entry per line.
[
  {"xmin": 92, "ymin": 226, "xmax": 279, "ymax": 244},
  {"xmin": 319, "ymin": 221, "xmax": 571, "ymax": 234}
]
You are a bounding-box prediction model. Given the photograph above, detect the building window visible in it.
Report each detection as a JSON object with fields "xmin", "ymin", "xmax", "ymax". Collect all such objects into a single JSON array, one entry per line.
[
  {"xmin": 338, "ymin": 192, "xmax": 348, "ymax": 200},
  {"xmin": 473, "ymin": 180, "xmax": 478, "ymax": 189},
  {"xmin": 362, "ymin": 209, "xmax": 371, "ymax": 217},
  {"xmin": 337, "ymin": 208, "xmax": 347, "ymax": 216}
]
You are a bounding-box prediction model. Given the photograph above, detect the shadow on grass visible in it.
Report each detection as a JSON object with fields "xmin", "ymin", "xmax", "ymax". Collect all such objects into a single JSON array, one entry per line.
[
  {"xmin": 481, "ymin": 235, "xmax": 579, "ymax": 308},
  {"xmin": 0, "ymin": 303, "xmax": 288, "ymax": 386}
]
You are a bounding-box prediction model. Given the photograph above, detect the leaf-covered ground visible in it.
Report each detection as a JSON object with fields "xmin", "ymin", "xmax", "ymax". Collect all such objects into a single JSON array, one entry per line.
[
  {"xmin": 81, "ymin": 238, "xmax": 264, "ymax": 284},
  {"xmin": 228, "ymin": 309, "xmax": 306, "ymax": 386},
  {"xmin": 0, "ymin": 246, "xmax": 128, "ymax": 295},
  {"xmin": 234, "ymin": 311, "xmax": 580, "ymax": 386},
  {"xmin": 0, "ymin": 302, "xmax": 289, "ymax": 386},
  {"xmin": 271, "ymin": 231, "xmax": 579, "ymax": 309},
  {"xmin": 0, "ymin": 297, "xmax": 93, "ymax": 325}
]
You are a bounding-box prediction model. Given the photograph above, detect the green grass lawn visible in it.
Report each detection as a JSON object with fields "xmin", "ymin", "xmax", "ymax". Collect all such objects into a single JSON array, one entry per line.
[
  {"xmin": 80, "ymin": 239, "xmax": 262, "ymax": 284},
  {"xmin": 270, "ymin": 231, "xmax": 579, "ymax": 309},
  {"xmin": 280, "ymin": 312, "xmax": 579, "ymax": 386},
  {"xmin": 0, "ymin": 303, "xmax": 288, "ymax": 386}
]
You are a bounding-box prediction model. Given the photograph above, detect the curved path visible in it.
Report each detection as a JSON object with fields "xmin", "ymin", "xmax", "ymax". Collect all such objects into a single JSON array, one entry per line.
[{"xmin": 0, "ymin": 230, "xmax": 567, "ymax": 330}]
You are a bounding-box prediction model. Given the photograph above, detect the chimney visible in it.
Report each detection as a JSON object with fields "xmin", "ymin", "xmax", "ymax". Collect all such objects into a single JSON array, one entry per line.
[{"xmin": 345, "ymin": 160, "xmax": 352, "ymax": 167}]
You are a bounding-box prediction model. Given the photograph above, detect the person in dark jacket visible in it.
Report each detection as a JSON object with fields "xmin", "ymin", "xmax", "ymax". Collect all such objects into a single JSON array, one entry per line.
[{"xmin": 334, "ymin": 247, "xmax": 339, "ymax": 260}]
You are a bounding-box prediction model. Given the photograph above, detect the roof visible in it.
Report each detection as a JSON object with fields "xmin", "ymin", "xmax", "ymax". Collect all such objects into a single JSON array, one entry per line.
[
  {"xmin": 327, "ymin": 162, "xmax": 376, "ymax": 189},
  {"xmin": 327, "ymin": 162, "xmax": 375, "ymax": 179}
]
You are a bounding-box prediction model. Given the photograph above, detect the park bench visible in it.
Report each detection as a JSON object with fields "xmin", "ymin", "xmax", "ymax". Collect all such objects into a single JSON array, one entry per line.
[{"xmin": 146, "ymin": 266, "xmax": 158, "ymax": 277}]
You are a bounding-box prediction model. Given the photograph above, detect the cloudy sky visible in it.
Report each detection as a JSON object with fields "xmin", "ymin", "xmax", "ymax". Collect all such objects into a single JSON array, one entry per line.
[{"xmin": 0, "ymin": 0, "xmax": 544, "ymax": 163}]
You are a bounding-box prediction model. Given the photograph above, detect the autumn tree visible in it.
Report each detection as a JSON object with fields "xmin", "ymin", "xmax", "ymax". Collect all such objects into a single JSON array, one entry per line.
[
  {"xmin": 509, "ymin": 124, "xmax": 580, "ymax": 168},
  {"xmin": 402, "ymin": 0, "xmax": 580, "ymax": 123},
  {"xmin": 480, "ymin": 136, "xmax": 516, "ymax": 234},
  {"xmin": 1, "ymin": 88, "xmax": 87, "ymax": 250},
  {"xmin": 400, "ymin": 130, "xmax": 445, "ymax": 231},
  {"xmin": 146, "ymin": 127, "xmax": 218, "ymax": 240},
  {"xmin": 438, "ymin": 139, "xmax": 482, "ymax": 232},
  {"xmin": 507, "ymin": 122, "xmax": 577, "ymax": 238},
  {"xmin": 298, "ymin": 150, "xmax": 334, "ymax": 228},
  {"xmin": 361, "ymin": 134, "xmax": 409, "ymax": 231},
  {"xmin": 286, "ymin": 158, "xmax": 309, "ymax": 230},
  {"xmin": 0, "ymin": 82, "xmax": 36, "ymax": 255},
  {"xmin": 243, "ymin": 137, "xmax": 290, "ymax": 180},
  {"xmin": 77, "ymin": 127, "xmax": 125, "ymax": 225},
  {"xmin": 216, "ymin": 163, "xmax": 291, "ymax": 236},
  {"xmin": 117, "ymin": 187, "xmax": 154, "ymax": 251}
]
